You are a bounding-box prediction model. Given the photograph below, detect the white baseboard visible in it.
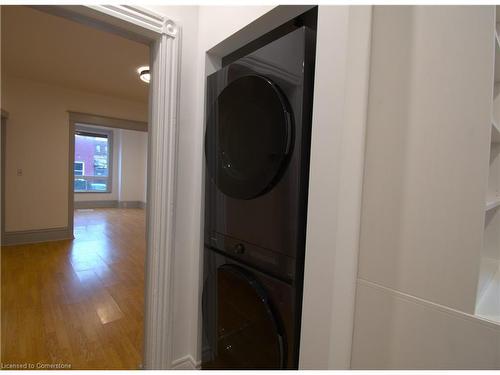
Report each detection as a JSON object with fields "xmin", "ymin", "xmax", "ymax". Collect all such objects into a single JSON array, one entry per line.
[
  {"xmin": 171, "ymin": 355, "xmax": 198, "ymax": 370},
  {"xmin": 2, "ymin": 226, "xmax": 73, "ymax": 246},
  {"xmin": 74, "ymin": 200, "xmax": 118, "ymax": 209},
  {"xmin": 118, "ymin": 200, "xmax": 146, "ymax": 209},
  {"xmin": 74, "ymin": 200, "xmax": 146, "ymax": 209}
]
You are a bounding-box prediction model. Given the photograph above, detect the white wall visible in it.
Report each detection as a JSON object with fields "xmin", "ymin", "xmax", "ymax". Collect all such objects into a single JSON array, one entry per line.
[
  {"xmin": 299, "ymin": 6, "xmax": 372, "ymax": 369},
  {"xmin": 198, "ymin": 6, "xmax": 273, "ymax": 53},
  {"xmin": 117, "ymin": 129, "xmax": 147, "ymax": 203},
  {"xmin": 352, "ymin": 6, "xmax": 500, "ymax": 369},
  {"xmin": 357, "ymin": 5, "xmax": 493, "ymax": 315},
  {"xmin": 1, "ymin": 75, "xmax": 147, "ymax": 232},
  {"xmin": 352, "ymin": 280, "xmax": 500, "ymax": 369}
]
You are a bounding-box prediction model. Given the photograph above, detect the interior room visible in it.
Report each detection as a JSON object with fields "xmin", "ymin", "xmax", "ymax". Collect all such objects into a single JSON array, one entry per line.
[
  {"xmin": 1, "ymin": 3, "xmax": 500, "ymax": 371},
  {"xmin": 1, "ymin": 5, "xmax": 149, "ymax": 369}
]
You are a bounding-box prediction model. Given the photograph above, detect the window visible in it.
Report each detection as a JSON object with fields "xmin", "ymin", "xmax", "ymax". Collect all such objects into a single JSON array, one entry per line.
[
  {"xmin": 74, "ymin": 161, "xmax": 85, "ymax": 176},
  {"xmin": 74, "ymin": 127, "xmax": 112, "ymax": 193}
]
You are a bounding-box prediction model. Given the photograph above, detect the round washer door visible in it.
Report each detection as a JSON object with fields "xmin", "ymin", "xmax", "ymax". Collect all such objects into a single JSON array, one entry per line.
[
  {"xmin": 212, "ymin": 264, "xmax": 286, "ymax": 369},
  {"xmin": 205, "ymin": 75, "xmax": 293, "ymax": 200}
]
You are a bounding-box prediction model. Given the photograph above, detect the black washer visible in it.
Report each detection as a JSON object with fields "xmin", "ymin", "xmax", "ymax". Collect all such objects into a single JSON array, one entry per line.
[
  {"xmin": 202, "ymin": 264, "xmax": 286, "ymax": 369},
  {"xmin": 203, "ymin": 22, "xmax": 318, "ymax": 369},
  {"xmin": 205, "ymin": 75, "xmax": 293, "ymax": 200}
]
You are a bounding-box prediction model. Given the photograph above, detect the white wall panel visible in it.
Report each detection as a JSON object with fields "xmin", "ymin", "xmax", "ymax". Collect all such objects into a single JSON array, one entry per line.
[
  {"xmin": 352, "ymin": 281, "xmax": 500, "ymax": 369},
  {"xmin": 358, "ymin": 5, "xmax": 494, "ymax": 313}
]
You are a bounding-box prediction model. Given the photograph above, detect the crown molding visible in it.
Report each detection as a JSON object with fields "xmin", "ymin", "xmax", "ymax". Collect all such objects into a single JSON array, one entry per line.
[
  {"xmin": 85, "ymin": 5, "xmax": 178, "ymax": 38},
  {"xmin": 32, "ymin": 5, "xmax": 178, "ymax": 45}
]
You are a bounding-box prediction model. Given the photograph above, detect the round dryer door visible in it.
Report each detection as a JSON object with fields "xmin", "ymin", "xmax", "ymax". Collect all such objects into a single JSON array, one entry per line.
[
  {"xmin": 210, "ymin": 264, "xmax": 286, "ymax": 369},
  {"xmin": 205, "ymin": 75, "xmax": 293, "ymax": 200}
]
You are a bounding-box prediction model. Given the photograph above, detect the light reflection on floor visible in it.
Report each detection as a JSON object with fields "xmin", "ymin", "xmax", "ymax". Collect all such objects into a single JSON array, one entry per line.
[{"xmin": 1, "ymin": 208, "xmax": 146, "ymax": 369}]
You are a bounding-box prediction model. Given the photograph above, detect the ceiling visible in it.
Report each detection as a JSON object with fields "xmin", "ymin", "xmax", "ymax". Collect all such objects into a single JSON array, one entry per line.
[{"xmin": 1, "ymin": 6, "xmax": 149, "ymax": 103}]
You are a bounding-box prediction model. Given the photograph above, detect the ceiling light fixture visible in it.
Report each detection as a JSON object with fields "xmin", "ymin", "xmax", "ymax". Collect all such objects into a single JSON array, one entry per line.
[{"xmin": 137, "ymin": 66, "xmax": 150, "ymax": 83}]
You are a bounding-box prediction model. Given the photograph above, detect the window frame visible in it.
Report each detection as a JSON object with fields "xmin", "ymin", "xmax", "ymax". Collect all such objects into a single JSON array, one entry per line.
[{"xmin": 73, "ymin": 124, "xmax": 113, "ymax": 194}]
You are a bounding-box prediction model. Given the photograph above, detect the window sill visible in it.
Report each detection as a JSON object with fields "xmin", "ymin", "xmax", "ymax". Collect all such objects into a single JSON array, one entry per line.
[{"xmin": 74, "ymin": 191, "xmax": 112, "ymax": 194}]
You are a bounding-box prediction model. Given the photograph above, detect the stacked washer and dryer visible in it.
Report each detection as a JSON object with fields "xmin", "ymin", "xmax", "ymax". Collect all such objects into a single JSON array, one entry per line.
[{"xmin": 202, "ymin": 11, "xmax": 317, "ymax": 369}]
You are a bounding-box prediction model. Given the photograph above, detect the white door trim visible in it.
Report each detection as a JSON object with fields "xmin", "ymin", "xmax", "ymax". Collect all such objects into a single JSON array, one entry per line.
[
  {"xmin": 143, "ymin": 24, "xmax": 181, "ymax": 370},
  {"xmin": 37, "ymin": 5, "xmax": 181, "ymax": 369}
]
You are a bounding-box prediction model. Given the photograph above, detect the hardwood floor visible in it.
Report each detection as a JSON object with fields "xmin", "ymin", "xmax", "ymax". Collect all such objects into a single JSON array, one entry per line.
[{"xmin": 1, "ymin": 208, "xmax": 146, "ymax": 369}]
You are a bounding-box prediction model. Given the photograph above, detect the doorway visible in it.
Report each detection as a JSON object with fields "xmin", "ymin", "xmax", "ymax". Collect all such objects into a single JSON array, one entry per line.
[
  {"xmin": 0, "ymin": 4, "xmax": 180, "ymax": 369},
  {"xmin": 68, "ymin": 113, "xmax": 149, "ymax": 233},
  {"xmin": 2, "ymin": 6, "xmax": 149, "ymax": 368}
]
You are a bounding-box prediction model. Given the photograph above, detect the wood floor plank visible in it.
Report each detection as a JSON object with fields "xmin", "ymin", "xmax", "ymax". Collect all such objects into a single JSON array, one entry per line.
[{"xmin": 1, "ymin": 208, "xmax": 145, "ymax": 369}]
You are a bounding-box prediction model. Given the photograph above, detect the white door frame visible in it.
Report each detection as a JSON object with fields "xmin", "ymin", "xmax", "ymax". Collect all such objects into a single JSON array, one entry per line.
[{"xmin": 38, "ymin": 5, "xmax": 181, "ymax": 369}]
